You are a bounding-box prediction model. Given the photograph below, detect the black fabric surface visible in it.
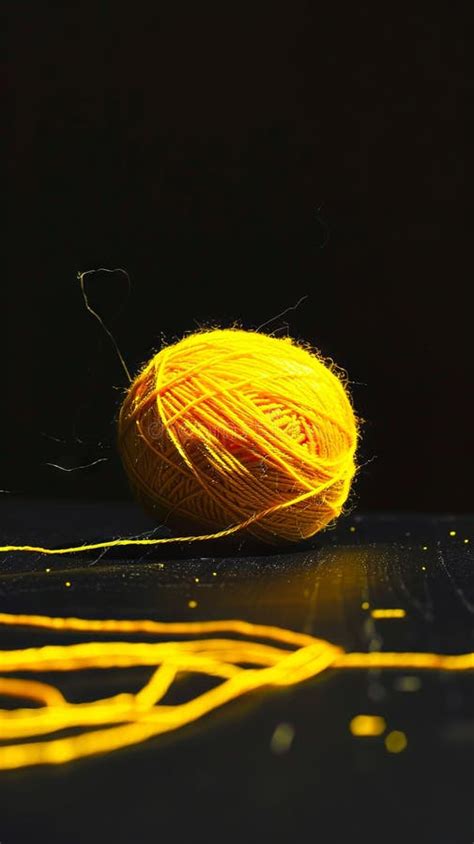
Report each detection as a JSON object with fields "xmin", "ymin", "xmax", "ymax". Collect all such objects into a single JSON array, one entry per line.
[{"xmin": 0, "ymin": 500, "xmax": 473, "ymax": 843}]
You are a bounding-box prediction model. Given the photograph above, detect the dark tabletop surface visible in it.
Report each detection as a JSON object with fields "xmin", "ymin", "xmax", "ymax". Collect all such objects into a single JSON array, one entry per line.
[{"xmin": 0, "ymin": 499, "xmax": 473, "ymax": 844}]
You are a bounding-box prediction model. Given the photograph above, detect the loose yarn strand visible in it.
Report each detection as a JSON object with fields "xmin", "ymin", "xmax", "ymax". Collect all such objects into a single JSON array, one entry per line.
[
  {"xmin": 0, "ymin": 611, "xmax": 472, "ymax": 770},
  {"xmin": 0, "ymin": 488, "xmax": 344, "ymax": 557},
  {"xmin": 77, "ymin": 268, "xmax": 132, "ymax": 383}
]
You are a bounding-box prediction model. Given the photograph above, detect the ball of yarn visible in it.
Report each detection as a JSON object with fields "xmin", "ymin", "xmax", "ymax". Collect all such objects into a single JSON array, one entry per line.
[{"xmin": 117, "ymin": 329, "xmax": 359, "ymax": 544}]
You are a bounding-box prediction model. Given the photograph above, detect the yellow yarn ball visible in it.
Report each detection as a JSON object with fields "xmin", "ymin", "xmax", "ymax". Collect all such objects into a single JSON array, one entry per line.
[{"xmin": 117, "ymin": 329, "xmax": 359, "ymax": 544}]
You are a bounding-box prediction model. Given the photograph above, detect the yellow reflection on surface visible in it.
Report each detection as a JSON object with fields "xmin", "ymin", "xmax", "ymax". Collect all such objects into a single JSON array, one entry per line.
[
  {"xmin": 349, "ymin": 714, "xmax": 386, "ymax": 736},
  {"xmin": 394, "ymin": 675, "xmax": 422, "ymax": 693},
  {"xmin": 371, "ymin": 609, "xmax": 406, "ymax": 619},
  {"xmin": 270, "ymin": 722, "xmax": 295, "ymax": 754},
  {"xmin": 385, "ymin": 730, "xmax": 408, "ymax": 753}
]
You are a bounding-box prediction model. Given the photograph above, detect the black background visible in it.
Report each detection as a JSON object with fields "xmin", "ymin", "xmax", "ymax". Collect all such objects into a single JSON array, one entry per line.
[{"xmin": 5, "ymin": 3, "xmax": 472, "ymax": 513}]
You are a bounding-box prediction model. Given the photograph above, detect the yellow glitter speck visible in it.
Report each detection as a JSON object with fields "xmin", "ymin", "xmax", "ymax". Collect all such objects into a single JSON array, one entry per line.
[
  {"xmin": 65, "ymin": 582, "xmax": 71, "ymax": 588},
  {"xmin": 394, "ymin": 676, "xmax": 421, "ymax": 693},
  {"xmin": 464, "ymin": 539, "xmax": 469, "ymax": 544},
  {"xmin": 194, "ymin": 578, "xmax": 200, "ymax": 583},
  {"xmin": 361, "ymin": 601, "xmax": 370, "ymax": 610},
  {"xmin": 45, "ymin": 568, "xmax": 51, "ymax": 573},
  {"xmin": 350, "ymin": 714, "xmax": 386, "ymax": 737},
  {"xmin": 188, "ymin": 600, "xmax": 198, "ymax": 609},
  {"xmin": 385, "ymin": 730, "xmax": 407, "ymax": 753},
  {"xmin": 371, "ymin": 609, "xmax": 406, "ymax": 619},
  {"xmin": 270, "ymin": 722, "xmax": 295, "ymax": 754},
  {"xmin": 349, "ymin": 526, "xmax": 356, "ymax": 532},
  {"xmin": 212, "ymin": 572, "xmax": 217, "ymax": 576},
  {"xmin": 422, "ymin": 546, "xmax": 428, "ymax": 551},
  {"xmin": 421, "ymin": 566, "xmax": 426, "ymax": 571},
  {"xmin": 449, "ymin": 530, "xmax": 456, "ymax": 537}
]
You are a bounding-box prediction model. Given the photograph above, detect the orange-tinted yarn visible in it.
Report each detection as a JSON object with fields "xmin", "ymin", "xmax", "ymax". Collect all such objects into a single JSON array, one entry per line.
[{"xmin": 118, "ymin": 329, "xmax": 359, "ymax": 543}]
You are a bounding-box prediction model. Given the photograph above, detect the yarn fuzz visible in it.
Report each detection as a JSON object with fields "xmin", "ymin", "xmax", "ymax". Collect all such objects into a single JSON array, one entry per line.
[{"xmin": 118, "ymin": 329, "xmax": 359, "ymax": 543}]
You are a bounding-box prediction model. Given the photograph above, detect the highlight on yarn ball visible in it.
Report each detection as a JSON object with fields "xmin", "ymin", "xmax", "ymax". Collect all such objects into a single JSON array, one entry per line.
[{"xmin": 118, "ymin": 328, "xmax": 360, "ymax": 544}]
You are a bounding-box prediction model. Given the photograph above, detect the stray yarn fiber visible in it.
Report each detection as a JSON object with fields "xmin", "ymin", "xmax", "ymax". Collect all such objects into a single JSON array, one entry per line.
[{"xmin": 118, "ymin": 328, "xmax": 359, "ymax": 543}]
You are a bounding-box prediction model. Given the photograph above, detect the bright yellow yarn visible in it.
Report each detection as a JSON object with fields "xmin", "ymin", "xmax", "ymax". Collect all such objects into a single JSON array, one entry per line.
[
  {"xmin": 117, "ymin": 329, "xmax": 359, "ymax": 543},
  {"xmin": 0, "ymin": 611, "xmax": 472, "ymax": 770}
]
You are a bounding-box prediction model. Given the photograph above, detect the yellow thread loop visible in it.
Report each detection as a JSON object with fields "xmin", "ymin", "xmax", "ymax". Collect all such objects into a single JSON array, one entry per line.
[{"xmin": 0, "ymin": 612, "xmax": 472, "ymax": 770}]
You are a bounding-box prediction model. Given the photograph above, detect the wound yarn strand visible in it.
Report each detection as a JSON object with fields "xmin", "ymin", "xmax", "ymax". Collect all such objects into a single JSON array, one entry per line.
[{"xmin": 0, "ymin": 329, "xmax": 359, "ymax": 556}]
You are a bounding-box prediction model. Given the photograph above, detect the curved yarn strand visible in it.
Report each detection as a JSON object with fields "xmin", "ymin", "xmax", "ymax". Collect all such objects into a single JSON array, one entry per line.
[{"xmin": 0, "ymin": 611, "xmax": 472, "ymax": 770}]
